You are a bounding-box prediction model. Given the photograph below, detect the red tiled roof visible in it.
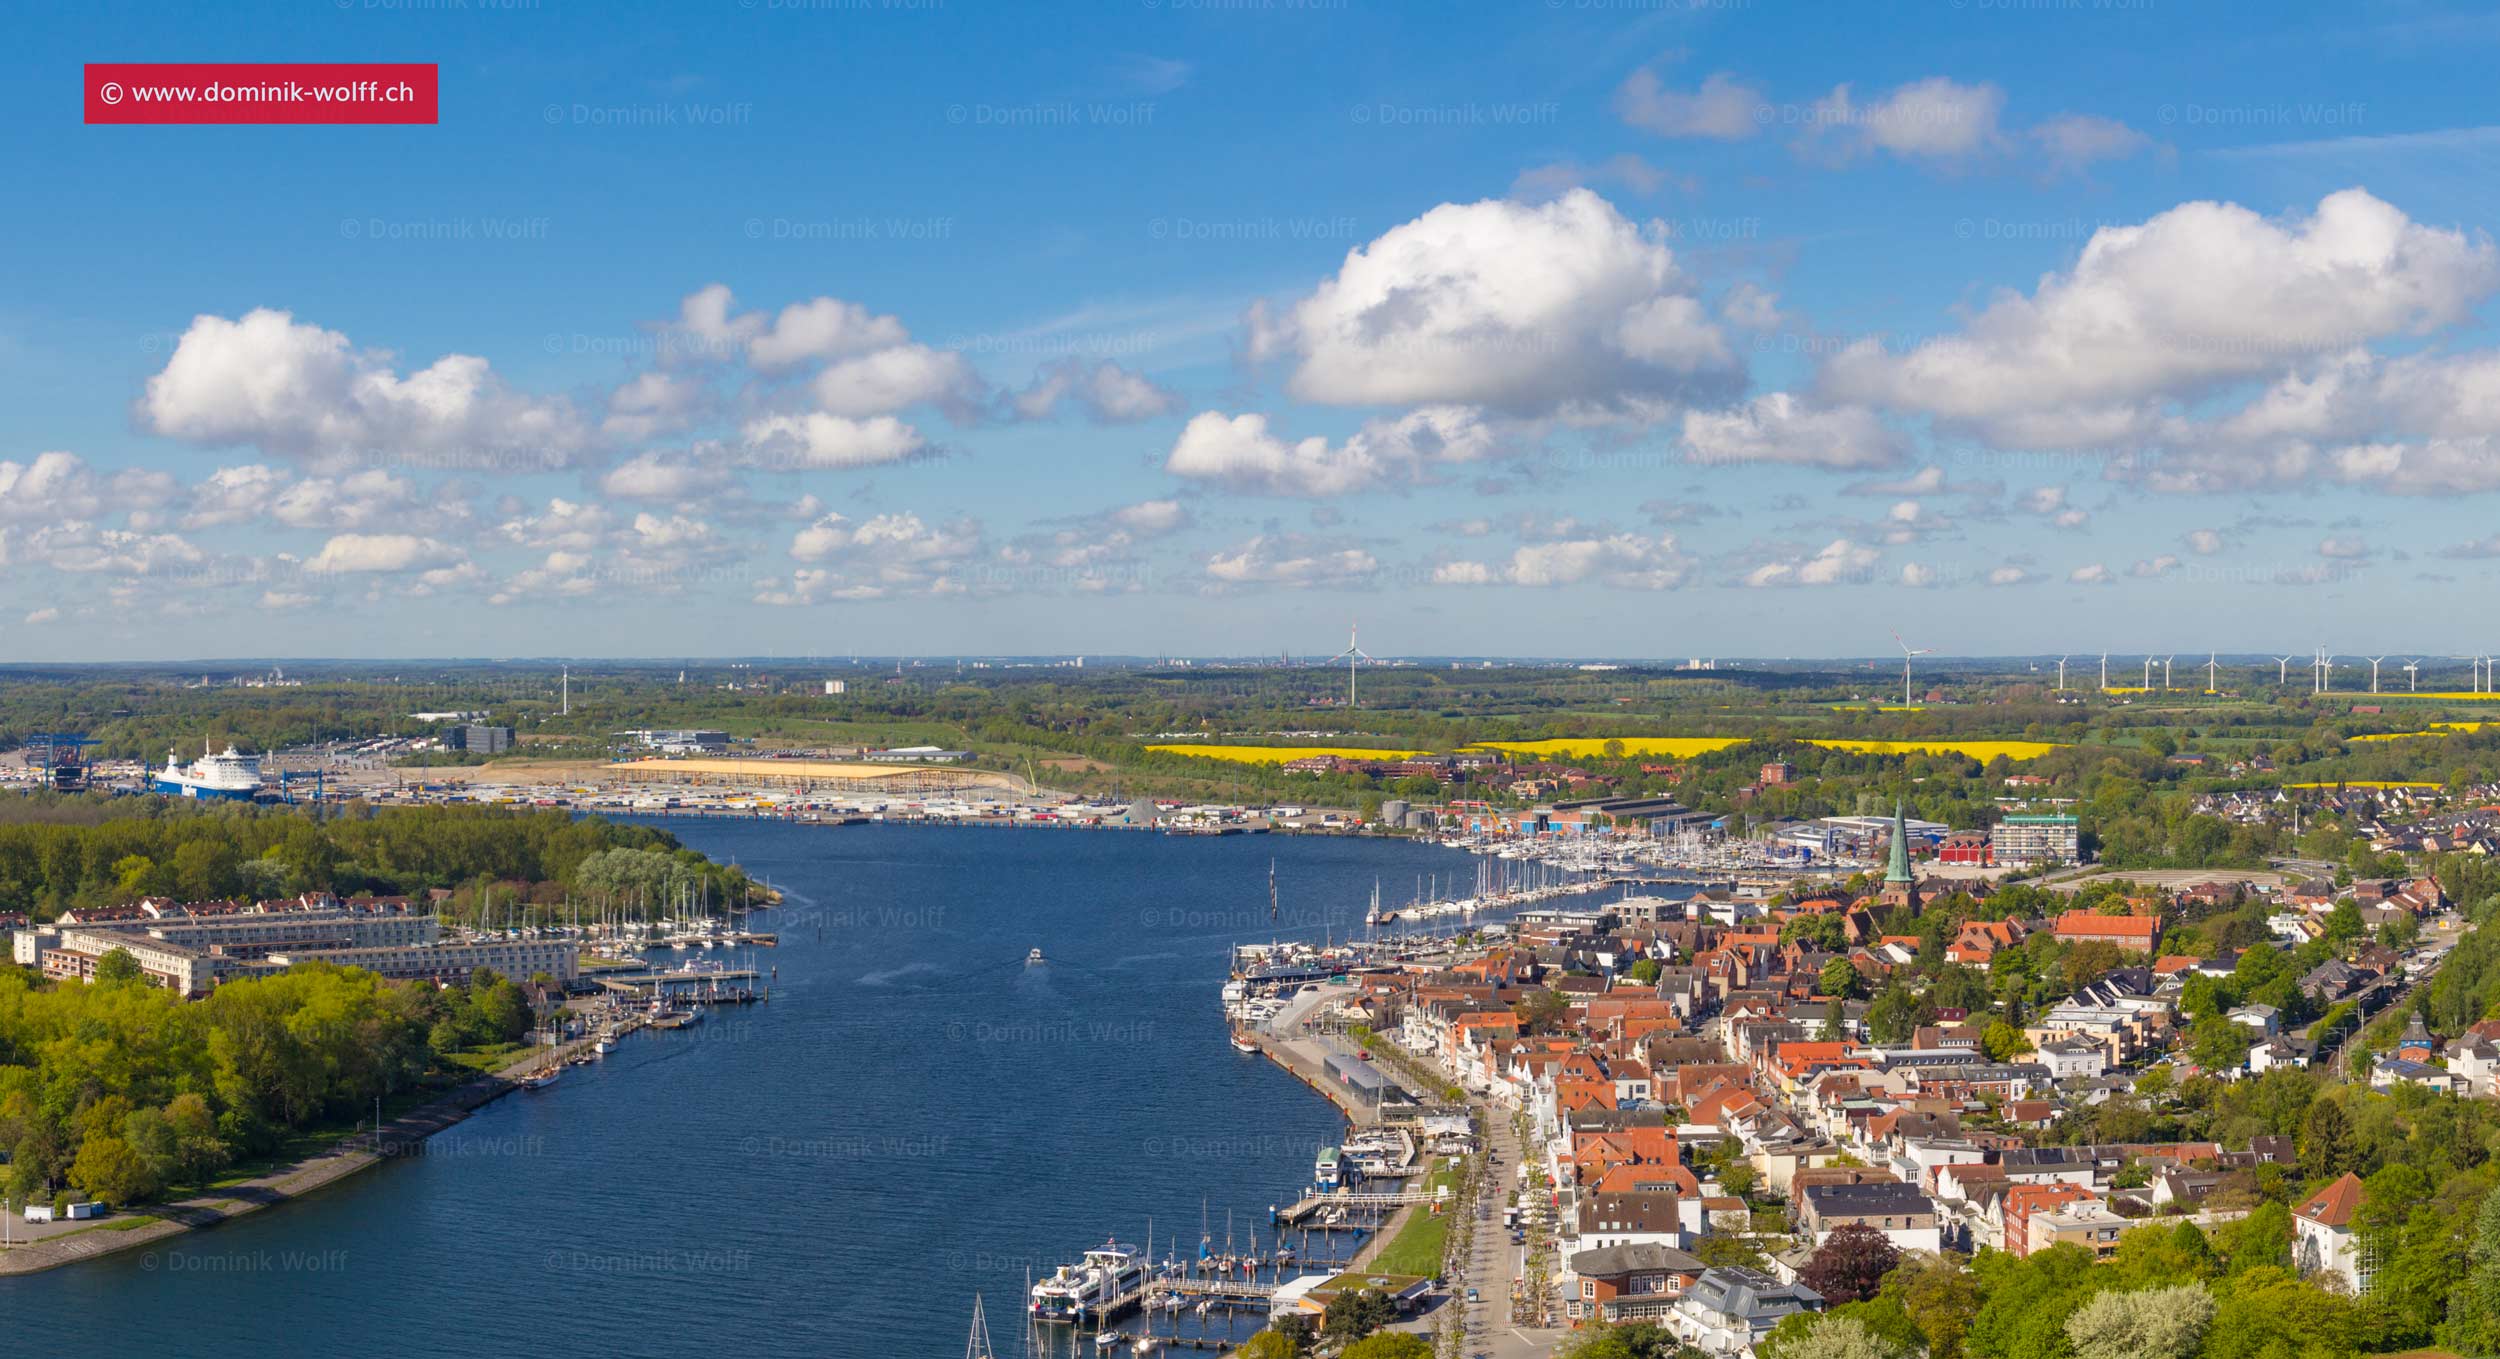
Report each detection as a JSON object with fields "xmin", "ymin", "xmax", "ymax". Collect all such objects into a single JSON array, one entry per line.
[{"xmin": 2296, "ymin": 1172, "xmax": 2365, "ymax": 1229}]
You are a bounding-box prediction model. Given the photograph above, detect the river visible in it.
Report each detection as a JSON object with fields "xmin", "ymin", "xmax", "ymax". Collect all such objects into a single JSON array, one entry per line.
[{"xmin": 0, "ymin": 821, "xmax": 1488, "ymax": 1357}]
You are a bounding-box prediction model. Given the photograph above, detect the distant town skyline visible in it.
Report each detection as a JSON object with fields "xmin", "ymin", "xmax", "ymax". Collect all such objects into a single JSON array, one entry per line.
[{"xmin": 13, "ymin": 3, "xmax": 2500, "ymax": 660}]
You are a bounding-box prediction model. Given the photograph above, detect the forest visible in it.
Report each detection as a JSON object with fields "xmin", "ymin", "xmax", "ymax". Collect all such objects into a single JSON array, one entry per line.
[
  {"xmin": 0, "ymin": 795, "xmax": 758, "ymax": 920},
  {"xmin": 0, "ymin": 960, "xmax": 535, "ymax": 1211}
]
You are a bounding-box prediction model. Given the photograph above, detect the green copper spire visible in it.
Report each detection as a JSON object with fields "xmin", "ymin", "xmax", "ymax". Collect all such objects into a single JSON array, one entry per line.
[{"xmin": 1885, "ymin": 800, "xmax": 1913, "ymax": 884}]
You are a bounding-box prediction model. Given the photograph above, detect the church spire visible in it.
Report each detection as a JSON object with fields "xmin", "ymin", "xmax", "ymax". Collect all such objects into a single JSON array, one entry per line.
[{"xmin": 1885, "ymin": 800, "xmax": 1913, "ymax": 885}]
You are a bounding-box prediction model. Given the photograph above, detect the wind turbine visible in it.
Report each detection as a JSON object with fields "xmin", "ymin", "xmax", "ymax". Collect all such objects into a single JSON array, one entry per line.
[
  {"xmin": 1890, "ymin": 632, "xmax": 1931, "ymax": 706},
  {"xmin": 2273, "ymin": 655, "xmax": 2294, "ymax": 686},
  {"xmin": 2367, "ymin": 657, "xmax": 2386, "ymax": 694},
  {"xmin": 2205, "ymin": 652, "xmax": 2219, "ymax": 694},
  {"xmin": 1328, "ymin": 621, "xmax": 1373, "ymax": 708},
  {"xmin": 2056, "ymin": 655, "xmax": 2069, "ymax": 692},
  {"xmin": 2162, "ymin": 655, "xmax": 2175, "ymax": 690},
  {"xmin": 2404, "ymin": 659, "xmax": 2419, "ymax": 692},
  {"xmin": 2142, "ymin": 656, "xmax": 2155, "ymax": 689},
  {"xmin": 2099, "ymin": 653, "xmax": 2109, "ymax": 690}
]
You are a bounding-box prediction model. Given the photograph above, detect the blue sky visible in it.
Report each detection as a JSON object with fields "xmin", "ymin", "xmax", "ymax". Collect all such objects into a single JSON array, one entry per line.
[{"xmin": 13, "ymin": 0, "xmax": 2500, "ymax": 660}]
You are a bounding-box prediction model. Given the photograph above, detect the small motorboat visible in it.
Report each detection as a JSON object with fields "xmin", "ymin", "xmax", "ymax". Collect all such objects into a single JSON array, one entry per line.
[{"xmin": 1026, "ymin": 947, "xmax": 1046, "ymax": 965}]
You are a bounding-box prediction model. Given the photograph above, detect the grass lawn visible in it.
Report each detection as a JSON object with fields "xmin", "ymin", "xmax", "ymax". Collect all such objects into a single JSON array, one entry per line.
[{"xmin": 1368, "ymin": 1156, "xmax": 1464, "ymax": 1276}]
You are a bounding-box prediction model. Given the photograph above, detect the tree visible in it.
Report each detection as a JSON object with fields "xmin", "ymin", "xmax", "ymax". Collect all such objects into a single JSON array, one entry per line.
[
  {"xmin": 1513, "ymin": 988, "xmax": 1571, "ymax": 1035},
  {"xmin": 2299, "ymin": 1097, "xmax": 2354, "ymax": 1181},
  {"xmin": 1760, "ymin": 1315, "xmax": 1906, "ymax": 1359},
  {"xmin": 1628, "ymin": 958, "xmax": 1662, "ymax": 985},
  {"xmin": 1341, "ymin": 1335, "xmax": 1433, "ymax": 1359},
  {"xmin": 2444, "ymin": 1187, "xmax": 2500, "ymax": 1358},
  {"xmin": 1889, "ymin": 1252, "xmax": 1979, "ymax": 1359},
  {"xmin": 2064, "ymin": 1283, "xmax": 2215, "ymax": 1359},
  {"xmin": 2213, "ymin": 1201, "xmax": 2292, "ymax": 1276},
  {"xmin": 1801, "ymin": 1223, "xmax": 1900, "ymax": 1305},
  {"xmin": 1821, "ymin": 958, "xmax": 1863, "ymax": 1000},
  {"xmin": 67, "ymin": 1132, "xmax": 157, "ymax": 1205},
  {"xmin": 1322, "ymin": 1287, "xmax": 1397, "ymax": 1341},
  {"xmin": 1558, "ymin": 1322, "xmax": 1698, "ymax": 1359},
  {"xmin": 1234, "ymin": 1332, "xmax": 1302, "ymax": 1359},
  {"xmin": 1981, "ymin": 1020, "xmax": 2031, "ymax": 1062},
  {"xmin": 92, "ymin": 947, "xmax": 145, "ymax": 987},
  {"xmin": 2200, "ymin": 1266, "xmax": 2363, "ymax": 1359}
]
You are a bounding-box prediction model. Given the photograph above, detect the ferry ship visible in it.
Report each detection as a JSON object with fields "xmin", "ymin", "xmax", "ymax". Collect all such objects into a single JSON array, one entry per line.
[
  {"xmin": 1028, "ymin": 1241, "xmax": 1144, "ymax": 1324},
  {"xmin": 153, "ymin": 743, "xmax": 265, "ymax": 801}
]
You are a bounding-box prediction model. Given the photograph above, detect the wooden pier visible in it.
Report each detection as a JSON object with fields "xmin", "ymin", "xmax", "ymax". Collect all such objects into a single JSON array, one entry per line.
[{"xmin": 1272, "ymin": 1187, "xmax": 1436, "ymax": 1226}]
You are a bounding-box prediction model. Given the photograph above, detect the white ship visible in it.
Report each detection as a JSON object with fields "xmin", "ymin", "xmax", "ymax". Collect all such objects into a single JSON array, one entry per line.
[
  {"xmin": 1029, "ymin": 1241, "xmax": 1144, "ymax": 1323},
  {"xmin": 153, "ymin": 743, "xmax": 264, "ymax": 802}
]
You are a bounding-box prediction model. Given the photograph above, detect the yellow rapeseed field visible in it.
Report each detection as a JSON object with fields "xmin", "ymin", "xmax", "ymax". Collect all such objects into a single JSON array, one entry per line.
[
  {"xmin": 1468, "ymin": 738, "xmax": 1748, "ymax": 758},
  {"xmin": 1805, "ymin": 739, "xmax": 2064, "ymax": 761},
  {"xmin": 2286, "ymin": 780, "xmax": 2443, "ymax": 790},
  {"xmin": 1145, "ymin": 744, "xmax": 1429, "ymax": 764},
  {"xmin": 2348, "ymin": 723, "xmax": 2488, "ymax": 742}
]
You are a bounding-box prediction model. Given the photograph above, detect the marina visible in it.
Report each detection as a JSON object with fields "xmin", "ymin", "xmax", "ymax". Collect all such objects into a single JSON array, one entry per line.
[{"xmin": 0, "ymin": 823, "xmax": 1467, "ymax": 1359}]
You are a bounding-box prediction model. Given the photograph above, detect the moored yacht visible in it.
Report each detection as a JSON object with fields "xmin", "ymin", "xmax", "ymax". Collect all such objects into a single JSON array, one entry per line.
[{"xmin": 1029, "ymin": 1241, "xmax": 1144, "ymax": 1324}]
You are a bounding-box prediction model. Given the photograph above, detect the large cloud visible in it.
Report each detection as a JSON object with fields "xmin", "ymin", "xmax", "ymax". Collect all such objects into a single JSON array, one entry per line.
[
  {"xmin": 1743, "ymin": 538, "xmax": 1880, "ymax": 588},
  {"xmin": 1823, "ymin": 189, "xmax": 2499, "ymax": 450},
  {"xmin": 741, "ymin": 413, "xmax": 928, "ymax": 470},
  {"xmin": 0, "ymin": 452, "xmax": 104, "ymax": 521},
  {"xmin": 1436, "ymin": 533, "xmax": 1693, "ymax": 590},
  {"xmin": 1680, "ymin": 394, "xmax": 1903, "ymax": 469},
  {"xmin": 140, "ymin": 309, "xmax": 592, "ymax": 472},
  {"xmin": 1164, "ymin": 407, "xmax": 1494, "ymax": 496},
  {"xmin": 1247, "ymin": 189, "xmax": 1739, "ymax": 419},
  {"xmin": 754, "ymin": 511, "xmax": 983, "ymax": 603},
  {"xmin": 302, "ymin": 532, "xmax": 466, "ymax": 575},
  {"xmin": 1203, "ymin": 534, "xmax": 1377, "ymax": 588}
]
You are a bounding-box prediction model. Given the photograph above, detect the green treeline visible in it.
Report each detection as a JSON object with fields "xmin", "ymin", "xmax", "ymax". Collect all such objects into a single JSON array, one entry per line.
[
  {"xmin": 0, "ymin": 961, "xmax": 534, "ymax": 1210},
  {"xmin": 0, "ymin": 796, "xmax": 756, "ymax": 921}
]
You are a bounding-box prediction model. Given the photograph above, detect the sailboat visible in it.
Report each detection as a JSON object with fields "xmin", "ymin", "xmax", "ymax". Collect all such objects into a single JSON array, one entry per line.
[{"xmin": 963, "ymin": 1293, "xmax": 996, "ymax": 1359}]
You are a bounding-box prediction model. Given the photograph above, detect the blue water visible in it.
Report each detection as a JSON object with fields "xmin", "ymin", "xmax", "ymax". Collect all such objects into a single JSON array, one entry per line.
[{"xmin": 0, "ymin": 822, "xmax": 1482, "ymax": 1358}]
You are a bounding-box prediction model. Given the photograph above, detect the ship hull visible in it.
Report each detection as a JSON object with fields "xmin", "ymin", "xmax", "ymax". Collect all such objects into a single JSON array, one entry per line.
[{"xmin": 153, "ymin": 779, "xmax": 260, "ymax": 801}]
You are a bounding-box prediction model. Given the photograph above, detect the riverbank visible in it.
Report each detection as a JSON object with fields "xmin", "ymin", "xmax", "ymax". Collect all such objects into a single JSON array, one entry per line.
[{"xmin": 0, "ymin": 1033, "xmax": 603, "ymax": 1277}]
